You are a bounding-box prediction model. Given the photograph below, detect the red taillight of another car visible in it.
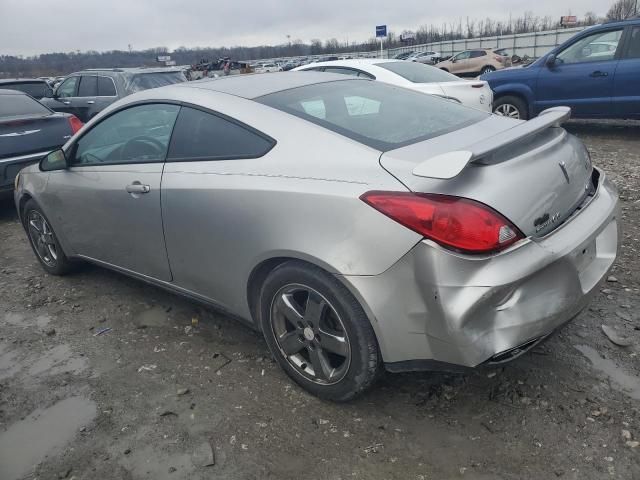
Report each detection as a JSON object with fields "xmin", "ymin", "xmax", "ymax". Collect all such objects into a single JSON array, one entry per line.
[
  {"xmin": 360, "ymin": 191, "xmax": 524, "ymax": 254},
  {"xmin": 67, "ymin": 115, "xmax": 83, "ymax": 134}
]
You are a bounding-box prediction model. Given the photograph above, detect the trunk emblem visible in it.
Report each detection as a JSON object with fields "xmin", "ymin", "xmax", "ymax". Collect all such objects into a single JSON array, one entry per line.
[
  {"xmin": 559, "ymin": 161, "xmax": 570, "ymax": 184},
  {"xmin": 534, "ymin": 212, "xmax": 561, "ymax": 232}
]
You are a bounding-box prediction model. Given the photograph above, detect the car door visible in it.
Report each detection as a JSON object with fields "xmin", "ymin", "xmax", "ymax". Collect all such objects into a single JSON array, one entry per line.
[
  {"xmin": 74, "ymin": 74, "xmax": 99, "ymax": 122},
  {"xmin": 44, "ymin": 103, "xmax": 180, "ymax": 281},
  {"xmin": 161, "ymin": 106, "xmax": 275, "ymax": 305},
  {"xmin": 535, "ymin": 27, "xmax": 623, "ymax": 117},
  {"xmin": 613, "ymin": 25, "xmax": 640, "ymax": 118},
  {"xmin": 95, "ymin": 75, "xmax": 119, "ymax": 118},
  {"xmin": 45, "ymin": 76, "xmax": 80, "ymax": 115},
  {"xmin": 467, "ymin": 50, "xmax": 487, "ymax": 73},
  {"xmin": 449, "ymin": 51, "xmax": 471, "ymax": 74}
]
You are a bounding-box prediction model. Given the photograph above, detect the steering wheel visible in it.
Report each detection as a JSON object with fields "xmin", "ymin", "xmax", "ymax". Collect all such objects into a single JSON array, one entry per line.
[{"xmin": 120, "ymin": 136, "xmax": 165, "ymax": 160}]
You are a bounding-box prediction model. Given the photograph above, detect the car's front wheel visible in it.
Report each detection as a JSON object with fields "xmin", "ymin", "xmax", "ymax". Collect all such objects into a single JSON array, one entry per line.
[
  {"xmin": 259, "ymin": 261, "xmax": 380, "ymax": 401},
  {"xmin": 23, "ymin": 199, "xmax": 74, "ymax": 275},
  {"xmin": 493, "ymin": 95, "xmax": 529, "ymax": 120}
]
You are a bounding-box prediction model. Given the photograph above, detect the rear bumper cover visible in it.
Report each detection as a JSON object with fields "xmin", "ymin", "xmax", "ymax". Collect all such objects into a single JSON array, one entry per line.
[{"xmin": 340, "ymin": 169, "xmax": 620, "ymax": 369}]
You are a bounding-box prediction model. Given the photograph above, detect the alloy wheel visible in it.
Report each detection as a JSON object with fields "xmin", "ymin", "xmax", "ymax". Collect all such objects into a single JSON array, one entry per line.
[
  {"xmin": 27, "ymin": 211, "xmax": 58, "ymax": 267},
  {"xmin": 494, "ymin": 103, "xmax": 521, "ymax": 119},
  {"xmin": 270, "ymin": 284, "xmax": 351, "ymax": 385}
]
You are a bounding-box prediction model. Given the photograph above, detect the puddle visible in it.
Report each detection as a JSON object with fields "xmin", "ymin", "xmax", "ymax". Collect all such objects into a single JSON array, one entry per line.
[
  {"xmin": 28, "ymin": 345, "xmax": 88, "ymax": 377},
  {"xmin": 0, "ymin": 396, "xmax": 96, "ymax": 480},
  {"xmin": 4, "ymin": 312, "xmax": 51, "ymax": 328},
  {"xmin": 136, "ymin": 305, "xmax": 171, "ymax": 328},
  {"xmin": 575, "ymin": 345, "xmax": 640, "ymax": 400}
]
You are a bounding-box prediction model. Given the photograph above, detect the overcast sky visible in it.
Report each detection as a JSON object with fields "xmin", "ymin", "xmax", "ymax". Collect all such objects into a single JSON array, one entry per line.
[{"xmin": 1, "ymin": 0, "xmax": 608, "ymax": 56}]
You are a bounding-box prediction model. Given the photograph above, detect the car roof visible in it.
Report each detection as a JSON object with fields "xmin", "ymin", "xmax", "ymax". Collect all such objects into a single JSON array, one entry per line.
[
  {"xmin": 175, "ymin": 71, "xmax": 365, "ymax": 99},
  {"xmin": 69, "ymin": 67, "xmax": 184, "ymax": 78},
  {"xmin": 0, "ymin": 88, "xmax": 27, "ymax": 95}
]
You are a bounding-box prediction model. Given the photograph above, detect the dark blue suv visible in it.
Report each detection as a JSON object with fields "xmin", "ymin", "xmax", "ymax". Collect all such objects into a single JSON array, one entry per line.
[{"xmin": 481, "ymin": 18, "xmax": 640, "ymax": 120}]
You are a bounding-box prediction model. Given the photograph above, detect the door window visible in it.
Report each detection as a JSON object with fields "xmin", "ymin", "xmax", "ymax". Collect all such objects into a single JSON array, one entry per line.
[
  {"xmin": 77, "ymin": 76, "xmax": 98, "ymax": 97},
  {"xmin": 470, "ymin": 50, "xmax": 487, "ymax": 58},
  {"xmin": 624, "ymin": 26, "xmax": 640, "ymax": 59},
  {"xmin": 323, "ymin": 67, "xmax": 359, "ymax": 76},
  {"xmin": 97, "ymin": 76, "xmax": 117, "ymax": 96},
  {"xmin": 56, "ymin": 77, "xmax": 79, "ymax": 98},
  {"xmin": 72, "ymin": 103, "xmax": 180, "ymax": 166},
  {"xmin": 453, "ymin": 51, "xmax": 471, "ymax": 61},
  {"xmin": 557, "ymin": 29, "xmax": 623, "ymax": 64},
  {"xmin": 167, "ymin": 107, "xmax": 274, "ymax": 161}
]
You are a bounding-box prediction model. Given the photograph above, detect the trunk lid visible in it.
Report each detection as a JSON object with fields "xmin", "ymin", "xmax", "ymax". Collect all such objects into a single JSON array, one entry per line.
[
  {"xmin": 0, "ymin": 113, "xmax": 73, "ymax": 159},
  {"xmin": 379, "ymin": 113, "xmax": 593, "ymax": 238},
  {"xmin": 436, "ymin": 80, "xmax": 493, "ymax": 112}
]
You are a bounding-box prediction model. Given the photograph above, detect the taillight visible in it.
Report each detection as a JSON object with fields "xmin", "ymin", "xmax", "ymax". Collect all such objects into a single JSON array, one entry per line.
[
  {"xmin": 495, "ymin": 56, "xmax": 504, "ymax": 62},
  {"xmin": 67, "ymin": 115, "xmax": 83, "ymax": 134},
  {"xmin": 360, "ymin": 191, "xmax": 524, "ymax": 254}
]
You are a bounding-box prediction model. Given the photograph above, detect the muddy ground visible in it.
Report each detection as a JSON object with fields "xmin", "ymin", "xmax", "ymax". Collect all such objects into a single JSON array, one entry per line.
[{"xmin": 1, "ymin": 120, "xmax": 639, "ymax": 480}]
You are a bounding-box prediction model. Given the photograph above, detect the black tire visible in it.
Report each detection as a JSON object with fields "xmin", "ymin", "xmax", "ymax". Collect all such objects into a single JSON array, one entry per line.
[
  {"xmin": 493, "ymin": 95, "xmax": 529, "ymax": 120},
  {"xmin": 23, "ymin": 199, "xmax": 74, "ymax": 275},
  {"xmin": 480, "ymin": 65, "xmax": 496, "ymax": 75},
  {"xmin": 258, "ymin": 261, "xmax": 381, "ymax": 401}
]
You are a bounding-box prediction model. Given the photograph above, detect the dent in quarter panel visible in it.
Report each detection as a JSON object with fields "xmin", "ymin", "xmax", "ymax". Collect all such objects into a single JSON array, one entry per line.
[{"xmin": 161, "ymin": 163, "xmax": 421, "ymax": 319}]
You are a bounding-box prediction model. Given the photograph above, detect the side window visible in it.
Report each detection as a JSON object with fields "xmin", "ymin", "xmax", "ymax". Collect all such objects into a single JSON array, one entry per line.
[
  {"xmin": 624, "ymin": 26, "xmax": 640, "ymax": 59},
  {"xmin": 72, "ymin": 103, "xmax": 180, "ymax": 166},
  {"xmin": 470, "ymin": 50, "xmax": 486, "ymax": 58},
  {"xmin": 97, "ymin": 77, "xmax": 117, "ymax": 96},
  {"xmin": 7, "ymin": 82, "xmax": 48, "ymax": 99},
  {"xmin": 77, "ymin": 75, "xmax": 98, "ymax": 97},
  {"xmin": 167, "ymin": 107, "xmax": 274, "ymax": 161},
  {"xmin": 358, "ymin": 71, "xmax": 375, "ymax": 79},
  {"xmin": 557, "ymin": 29, "xmax": 623, "ymax": 64},
  {"xmin": 454, "ymin": 51, "xmax": 471, "ymax": 60},
  {"xmin": 56, "ymin": 77, "xmax": 79, "ymax": 98},
  {"xmin": 324, "ymin": 67, "xmax": 359, "ymax": 76}
]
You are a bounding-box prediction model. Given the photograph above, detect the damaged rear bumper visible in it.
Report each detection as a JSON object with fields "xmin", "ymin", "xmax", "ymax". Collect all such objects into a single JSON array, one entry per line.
[{"xmin": 340, "ymin": 169, "xmax": 620, "ymax": 370}]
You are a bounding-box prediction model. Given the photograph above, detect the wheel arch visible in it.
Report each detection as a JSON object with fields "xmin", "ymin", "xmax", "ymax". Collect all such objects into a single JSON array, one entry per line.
[
  {"xmin": 492, "ymin": 84, "xmax": 534, "ymax": 110},
  {"xmin": 245, "ymin": 255, "xmax": 386, "ymax": 357}
]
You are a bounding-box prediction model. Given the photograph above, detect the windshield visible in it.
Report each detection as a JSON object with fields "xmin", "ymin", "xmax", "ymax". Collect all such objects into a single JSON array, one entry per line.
[
  {"xmin": 0, "ymin": 94, "xmax": 51, "ymax": 118},
  {"xmin": 257, "ymin": 80, "xmax": 487, "ymax": 151},
  {"xmin": 375, "ymin": 61, "xmax": 459, "ymax": 83},
  {"xmin": 125, "ymin": 71, "xmax": 186, "ymax": 93}
]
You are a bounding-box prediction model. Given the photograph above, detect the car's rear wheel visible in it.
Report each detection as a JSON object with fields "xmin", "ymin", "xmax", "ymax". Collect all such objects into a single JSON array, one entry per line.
[
  {"xmin": 23, "ymin": 199, "xmax": 73, "ymax": 275},
  {"xmin": 493, "ymin": 95, "xmax": 529, "ymax": 120},
  {"xmin": 480, "ymin": 65, "xmax": 496, "ymax": 74},
  {"xmin": 259, "ymin": 261, "xmax": 380, "ymax": 401}
]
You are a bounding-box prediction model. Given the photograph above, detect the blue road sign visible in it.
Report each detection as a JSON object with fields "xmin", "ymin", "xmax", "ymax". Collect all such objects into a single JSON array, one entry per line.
[{"xmin": 376, "ymin": 25, "xmax": 387, "ymax": 38}]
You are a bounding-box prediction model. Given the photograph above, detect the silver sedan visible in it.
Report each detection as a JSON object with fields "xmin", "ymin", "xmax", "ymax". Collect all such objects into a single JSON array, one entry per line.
[{"xmin": 14, "ymin": 73, "xmax": 620, "ymax": 401}]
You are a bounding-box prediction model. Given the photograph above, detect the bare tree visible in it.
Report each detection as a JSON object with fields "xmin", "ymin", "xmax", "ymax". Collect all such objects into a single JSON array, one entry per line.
[{"xmin": 607, "ymin": 0, "xmax": 637, "ymax": 21}]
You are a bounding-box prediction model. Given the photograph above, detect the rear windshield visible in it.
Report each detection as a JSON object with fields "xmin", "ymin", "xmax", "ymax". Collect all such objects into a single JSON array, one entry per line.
[
  {"xmin": 125, "ymin": 71, "xmax": 186, "ymax": 93},
  {"xmin": 257, "ymin": 79, "xmax": 487, "ymax": 151},
  {"xmin": 3, "ymin": 81, "xmax": 50, "ymax": 99},
  {"xmin": 375, "ymin": 62, "xmax": 459, "ymax": 83},
  {"xmin": 0, "ymin": 94, "xmax": 51, "ymax": 118}
]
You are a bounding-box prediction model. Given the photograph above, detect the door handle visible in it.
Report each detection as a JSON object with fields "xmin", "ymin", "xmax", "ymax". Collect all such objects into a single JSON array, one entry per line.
[
  {"xmin": 590, "ymin": 71, "xmax": 608, "ymax": 77},
  {"xmin": 86, "ymin": 100, "xmax": 95, "ymax": 104},
  {"xmin": 62, "ymin": 100, "xmax": 71, "ymax": 105},
  {"xmin": 125, "ymin": 183, "xmax": 150, "ymax": 194}
]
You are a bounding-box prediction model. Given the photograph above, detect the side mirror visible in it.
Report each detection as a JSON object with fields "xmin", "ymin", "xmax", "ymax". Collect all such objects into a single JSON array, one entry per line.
[
  {"xmin": 44, "ymin": 87, "xmax": 54, "ymax": 98},
  {"xmin": 40, "ymin": 149, "xmax": 68, "ymax": 171},
  {"xmin": 451, "ymin": 58, "xmax": 457, "ymax": 63},
  {"xmin": 546, "ymin": 54, "xmax": 556, "ymax": 67}
]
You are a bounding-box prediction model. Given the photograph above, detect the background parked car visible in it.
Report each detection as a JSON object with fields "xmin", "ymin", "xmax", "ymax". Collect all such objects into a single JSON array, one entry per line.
[
  {"xmin": 0, "ymin": 89, "xmax": 82, "ymax": 192},
  {"xmin": 436, "ymin": 48, "xmax": 509, "ymax": 76},
  {"xmin": 293, "ymin": 59, "xmax": 493, "ymax": 111},
  {"xmin": 254, "ymin": 63, "xmax": 279, "ymax": 73},
  {"xmin": 393, "ymin": 51, "xmax": 415, "ymax": 60},
  {"xmin": 0, "ymin": 78, "xmax": 53, "ymax": 100},
  {"xmin": 40, "ymin": 67, "xmax": 187, "ymax": 122},
  {"xmin": 407, "ymin": 51, "xmax": 441, "ymax": 64},
  {"xmin": 482, "ymin": 18, "xmax": 640, "ymax": 120}
]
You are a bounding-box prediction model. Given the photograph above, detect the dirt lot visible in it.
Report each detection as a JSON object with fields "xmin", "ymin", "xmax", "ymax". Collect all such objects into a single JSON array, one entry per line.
[{"xmin": 1, "ymin": 120, "xmax": 639, "ymax": 480}]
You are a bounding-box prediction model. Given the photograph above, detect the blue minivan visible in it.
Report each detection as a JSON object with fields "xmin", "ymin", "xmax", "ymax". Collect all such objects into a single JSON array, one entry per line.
[{"xmin": 481, "ymin": 18, "xmax": 640, "ymax": 120}]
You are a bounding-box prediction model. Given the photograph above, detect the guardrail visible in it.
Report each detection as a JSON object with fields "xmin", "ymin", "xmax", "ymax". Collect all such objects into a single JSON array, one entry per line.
[{"xmin": 388, "ymin": 26, "xmax": 587, "ymax": 59}]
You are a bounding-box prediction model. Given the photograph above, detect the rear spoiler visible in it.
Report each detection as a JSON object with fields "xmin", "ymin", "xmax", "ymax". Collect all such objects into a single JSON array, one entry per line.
[{"xmin": 412, "ymin": 106, "xmax": 571, "ymax": 180}]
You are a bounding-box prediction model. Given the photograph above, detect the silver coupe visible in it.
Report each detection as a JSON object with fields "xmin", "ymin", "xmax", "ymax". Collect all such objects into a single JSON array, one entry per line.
[{"xmin": 14, "ymin": 73, "xmax": 620, "ymax": 401}]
